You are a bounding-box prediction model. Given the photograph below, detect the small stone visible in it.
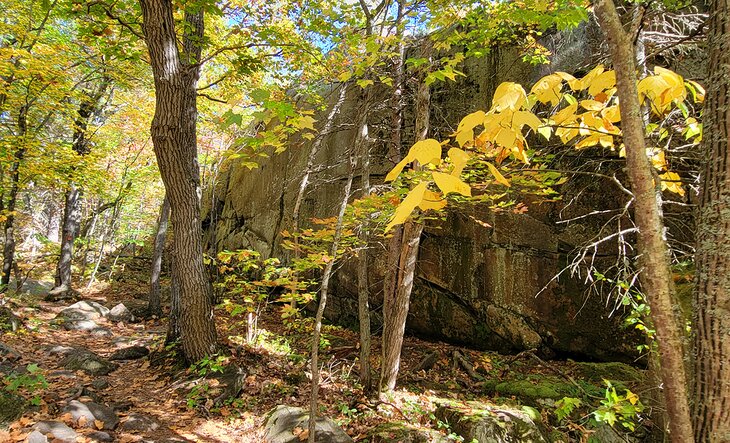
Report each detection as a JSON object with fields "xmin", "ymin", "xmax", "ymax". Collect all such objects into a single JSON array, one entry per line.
[
  {"xmin": 109, "ymin": 345, "xmax": 149, "ymax": 361},
  {"xmin": 91, "ymin": 378, "xmax": 110, "ymax": 390},
  {"xmin": 108, "ymin": 304, "xmax": 134, "ymax": 323},
  {"xmin": 63, "ymin": 400, "xmax": 119, "ymax": 430},
  {"xmin": 120, "ymin": 413, "xmax": 160, "ymax": 432},
  {"xmin": 88, "ymin": 431, "xmax": 114, "ymax": 442},
  {"xmin": 62, "ymin": 319, "xmax": 99, "ymax": 331},
  {"xmin": 34, "ymin": 421, "xmax": 77, "ymax": 442},
  {"xmin": 263, "ymin": 405, "xmax": 353, "ymax": 443},
  {"xmin": 25, "ymin": 430, "xmax": 48, "ymax": 443},
  {"xmin": 89, "ymin": 327, "xmax": 113, "ymax": 337},
  {"xmin": 60, "ymin": 348, "xmax": 118, "ymax": 376}
]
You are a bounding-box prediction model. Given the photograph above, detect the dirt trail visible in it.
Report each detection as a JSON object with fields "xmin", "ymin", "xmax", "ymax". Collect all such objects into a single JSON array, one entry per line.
[{"xmin": 1, "ymin": 282, "xmax": 265, "ymax": 442}]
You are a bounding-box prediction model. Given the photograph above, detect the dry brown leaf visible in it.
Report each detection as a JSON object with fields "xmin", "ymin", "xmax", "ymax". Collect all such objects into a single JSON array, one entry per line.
[
  {"xmin": 94, "ymin": 419, "xmax": 104, "ymax": 430},
  {"xmin": 59, "ymin": 412, "xmax": 74, "ymax": 425},
  {"xmin": 77, "ymin": 416, "xmax": 88, "ymax": 427}
]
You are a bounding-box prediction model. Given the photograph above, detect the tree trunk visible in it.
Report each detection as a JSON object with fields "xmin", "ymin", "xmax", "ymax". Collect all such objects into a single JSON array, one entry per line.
[
  {"xmin": 53, "ymin": 186, "xmax": 82, "ymax": 292},
  {"xmin": 45, "ymin": 198, "xmax": 61, "ymax": 243},
  {"xmin": 1, "ymin": 105, "xmax": 27, "ymax": 288},
  {"xmin": 380, "ymin": 48, "xmax": 430, "ymax": 393},
  {"xmin": 355, "ymin": 90, "xmax": 373, "ymax": 392},
  {"xmin": 140, "ymin": 0, "xmax": 217, "ymax": 362},
  {"xmin": 149, "ymin": 195, "xmax": 170, "ymax": 318},
  {"xmin": 594, "ymin": 1, "xmax": 694, "ymax": 440},
  {"xmin": 52, "ymin": 79, "xmax": 110, "ymax": 296},
  {"xmin": 693, "ymin": 0, "xmax": 730, "ymax": 439},
  {"xmin": 308, "ymin": 145, "xmax": 357, "ymax": 443}
]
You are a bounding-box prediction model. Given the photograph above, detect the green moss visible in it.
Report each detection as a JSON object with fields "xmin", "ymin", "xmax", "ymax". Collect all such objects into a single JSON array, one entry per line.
[
  {"xmin": 488, "ymin": 376, "xmax": 578, "ymax": 401},
  {"xmin": 573, "ymin": 361, "xmax": 644, "ymax": 385}
]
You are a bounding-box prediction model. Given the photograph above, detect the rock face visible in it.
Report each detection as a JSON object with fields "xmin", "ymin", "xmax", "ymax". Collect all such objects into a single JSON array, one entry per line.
[
  {"xmin": 202, "ymin": 35, "xmax": 644, "ymax": 361},
  {"xmin": 263, "ymin": 405, "xmax": 353, "ymax": 443}
]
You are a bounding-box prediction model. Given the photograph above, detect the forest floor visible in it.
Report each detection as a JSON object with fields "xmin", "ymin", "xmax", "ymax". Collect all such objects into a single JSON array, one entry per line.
[{"xmin": 0, "ymin": 266, "xmax": 650, "ymax": 443}]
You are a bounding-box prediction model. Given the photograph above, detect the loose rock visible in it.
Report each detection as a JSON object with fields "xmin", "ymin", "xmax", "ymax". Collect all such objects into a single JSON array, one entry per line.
[
  {"xmin": 60, "ymin": 348, "xmax": 118, "ymax": 376},
  {"xmin": 63, "ymin": 400, "xmax": 119, "ymax": 430},
  {"xmin": 108, "ymin": 303, "xmax": 134, "ymax": 323},
  {"xmin": 33, "ymin": 421, "xmax": 77, "ymax": 442},
  {"xmin": 120, "ymin": 412, "xmax": 160, "ymax": 432},
  {"xmin": 109, "ymin": 345, "xmax": 149, "ymax": 361},
  {"xmin": 263, "ymin": 405, "xmax": 353, "ymax": 443}
]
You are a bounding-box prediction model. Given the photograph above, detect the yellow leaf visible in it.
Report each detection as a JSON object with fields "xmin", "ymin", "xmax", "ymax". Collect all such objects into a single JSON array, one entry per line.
[
  {"xmin": 602, "ymin": 105, "xmax": 621, "ymax": 123},
  {"xmin": 408, "ymin": 138, "xmax": 443, "ymax": 166},
  {"xmin": 384, "ymin": 139, "xmax": 442, "ymax": 182},
  {"xmin": 537, "ymin": 124, "xmax": 552, "ymax": 140},
  {"xmin": 486, "ymin": 162, "xmax": 511, "ymax": 187},
  {"xmin": 94, "ymin": 420, "xmax": 105, "ymax": 430},
  {"xmin": 454, "ymin": 110, "xmax": 486, "ymax": 147},
  {"xmin": 512, "ymin": 110, "xmax": 543, "ymax": 131},
  {"xmin": 577, "ymin": 65, "xmax": 605, "ymax": 91},
  {"xmin": 555, "ymin": 71, "xmax": 579, "ymax": 90},
  {"xmin": 418, "ymin": 190, "xmax": 447, "ymax": 211},
  {"xmin": 384, "ymin": 182, "xmax": 428, "ymax": 232},
  {"xmin": 448, "ymin": 147, "xmax": 470, "ymax": 176},
  {"xmin": 385, "ymin": 158, "xmax": 409, "ymax": 182},
  {"xmin": 455, "ymin": 129, "xmax": 474, "ymax": 147},
  {"xmin": 626, "ymin": 390, "xmax": 639, "ymax": 406},
  {"xmin": 660, "ymin": 171, "xmax": 685, "ymax": 196},
  {"xmin": 588, "ymin": 70, "xmax": 616, "ymax": 96},
  {"xmin": 456, "ymin": 110, "xmax": 487, "ymax": 133},
  {"xmin": 491, "ymin": 82, "xmax": 527, "ymax": 111},
  {"xmin": 580, "ymin": 99, "xmax": 605, "ymax": 111},
  {"xmin": 495, "ymin": 127, "xmax": 518, "ymax": 149},
  {"xmin": 647, "ymin": 148, "xmax": 667, "ymax": 170},
  {"xmin": 552, "ymin": 103, "xmax": 578, "ymax": 125},
  {"xmin": 432, "ymin": 172, "xmax": 471, "ymax": 196},
  {"xmin": 530, "ymin": 73, "xmax": 563, "ymax": 106}
]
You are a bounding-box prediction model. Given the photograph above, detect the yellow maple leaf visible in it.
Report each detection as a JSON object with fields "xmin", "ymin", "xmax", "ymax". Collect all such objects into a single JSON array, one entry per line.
[
  {"xmin": 448, "ymin": 147, "xmax": 470, "ymax": 176},
  {"xmin": 384, "ymin": 181, "xmax": 428, "ymax": 232},
  {"xmin": 588, "ymin": 70, "xmax": 616, "ymax": 96},
  {"xmin": 491, "ymin": 82, "xmax": 527, "ymax": 111},
  {"xmin": 486, "ymin": 162, "xmax": 510, "ymax": 187},
  {"xmin": 418, "ymin": 190, "xmax": 447, "ymax": 211},
  {"xmin": 432, "ymin": 172, "xmax": 471, "ymax": 196}
]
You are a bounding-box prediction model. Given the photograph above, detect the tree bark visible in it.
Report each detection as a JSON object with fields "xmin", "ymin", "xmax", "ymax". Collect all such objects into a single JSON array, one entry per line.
[
  {"xmin": 693, "ymin": 0, "xmax": 730, "ymax": 439},
  {"xmin": 308, "ymin": 144, "xmax": 357, "ymax": 443},
  {"xmin": 1, "ymin": 105, "xmax": 28, "ymax": 289},
  {"xmin": 380, "ymin": 47, "xmax": 430, "ymax": 393},
  {"xmin": 52, "ymin": 79, "xmax": 110, "ymax": 296},
  {"xmin": 149, "ymin": 195, "xmax": 170, "ymax": 317},
  {"xmin": 594, "ymin": 1, "xmax": 694, "ymax": 441},
  {"xmin": 140, "ymin": 0, "xmax": 217, "ymax": 362},
  {"xmin": 355, "ymin": 90, "xmax": 373, "ymax": 392}
]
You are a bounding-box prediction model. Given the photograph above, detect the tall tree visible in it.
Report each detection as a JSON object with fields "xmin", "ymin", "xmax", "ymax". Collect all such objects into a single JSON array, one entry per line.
[
  {"xmin": 693, "ymin": 0, "xmax": 730, "ymax": 438},
  {"xmin": 139, "ymin": 0, "xmax": 217, "ymax": 362},
  {"xmin": 594, "ymin": 0, "xmax": 694, "ymax": 440},
  {"xmin": 380, "ymin": 41, "xmax": 431, "ymax": 393},
  {"xmin": 51, "ymin": 78, "xmax": 111, "ymax": 298}
]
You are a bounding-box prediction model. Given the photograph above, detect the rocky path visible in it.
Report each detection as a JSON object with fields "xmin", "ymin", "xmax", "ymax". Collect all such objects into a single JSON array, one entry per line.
[{"xmin": 1, "ymin": 285, "xmax": 263, "ymax": 442}]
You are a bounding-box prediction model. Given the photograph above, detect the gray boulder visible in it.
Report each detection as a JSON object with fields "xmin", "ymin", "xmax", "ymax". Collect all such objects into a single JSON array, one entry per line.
[
  {"xmin": 108, "ymin": 303, "xmax": 134, "ymax": 323},
  {"xmin": 55, "ymin": 301, "xmax": 110, "ymax": 331},
  {"xmin": 63, "ymin": 400, "xmax": 119, "ymax": 430},
  {"xmin": 434, "ymin": 401, "xmax": 548, "ymax": 443},
  {"xmin": 263, "ymin": 405, "xmax": 353, "ymax": 443},
  {"xmin": 33, "ymin": 421, "xmax": 77, "ymax": 442},
  {"xmin": 60, "ymin": 348, "xmax": 118, "ymax": 376}
]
